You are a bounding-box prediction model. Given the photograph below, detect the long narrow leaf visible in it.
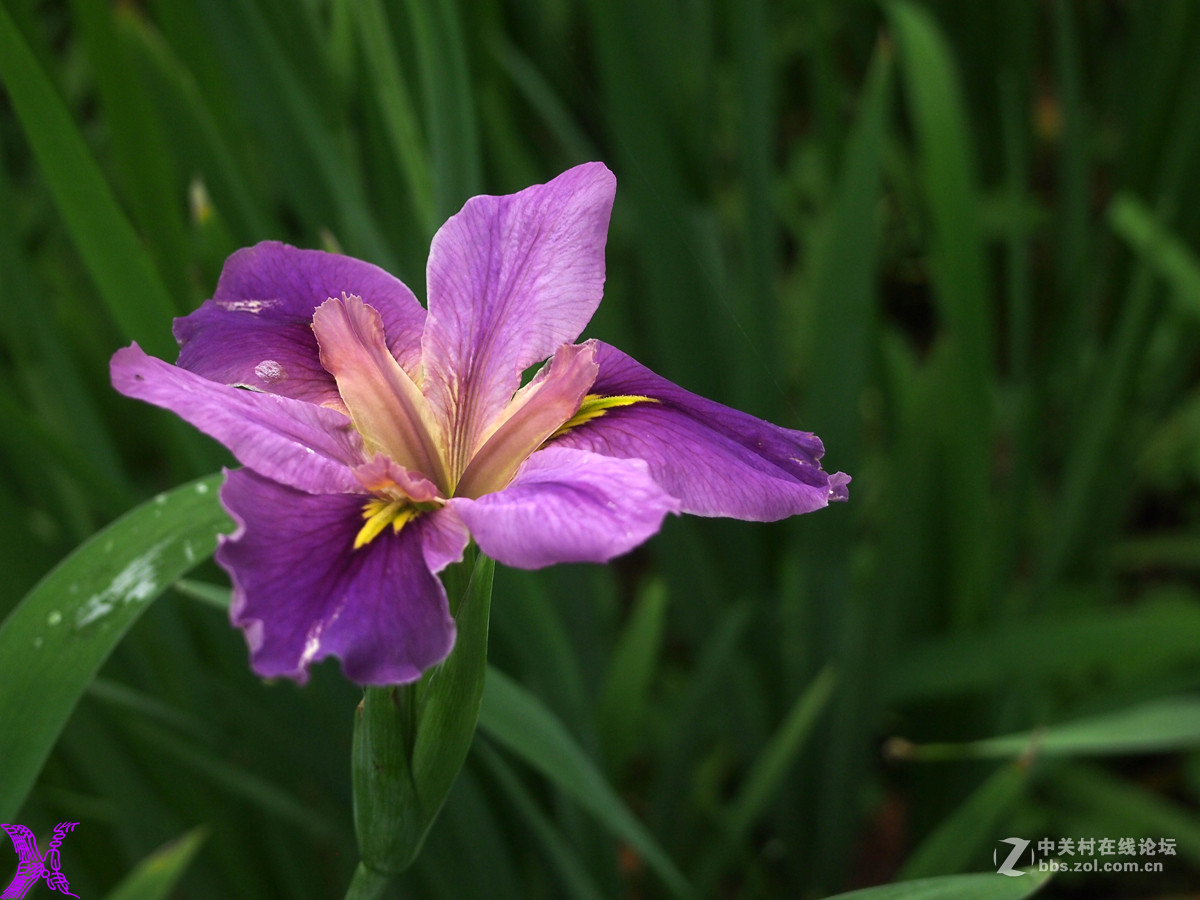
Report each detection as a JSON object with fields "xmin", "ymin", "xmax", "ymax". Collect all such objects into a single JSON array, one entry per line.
[
  {"xmin": 479, "ymin": 666, "xmax": 692, "ymax": 898},
  {"xmin": 0, "ymin": 474, "xmax": 230, "ymax": 819},
  {"xmin": 101, "ymin": 828, "xmax": 207, "ymax": 900},
  {"xmin": 0, "ymin": 2, "xmax": 178, "ymax": 358}
]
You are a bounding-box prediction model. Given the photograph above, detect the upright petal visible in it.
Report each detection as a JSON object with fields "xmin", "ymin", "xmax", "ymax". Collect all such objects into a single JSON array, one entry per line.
[
  {"xmin": 422, "ymin": 163, "xmax": 616, "ymax": 475},
  {"xmin": 175, "ymin": 242, "xmax": 427, "ymax": 404},
  {"xmin": 550, "ymin": 342, "xmax": 849, "ymax": 520},
  {"xmin": 112, "ymin": 344, "xmax": 364, "ymax": 494},
  {"xmin": 450, "ymin": 446, "xmax": 680, "ymax": 569},
  {"xmin": 454, "ymin": 342, "xmax": 598, "ymax": 498},
  {"xmin": 220, "ymin": 469, "xmax": 468, "ymax": 685},
  {"xmin": 313, "ymin": 296, "xmax": 449, "ymax": 490}
]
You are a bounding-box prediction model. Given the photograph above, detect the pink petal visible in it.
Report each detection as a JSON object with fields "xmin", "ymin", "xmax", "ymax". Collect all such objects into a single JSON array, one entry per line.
[{"xmin": 312, "ymin": 296, "xmax": 449, "ymax": 491}]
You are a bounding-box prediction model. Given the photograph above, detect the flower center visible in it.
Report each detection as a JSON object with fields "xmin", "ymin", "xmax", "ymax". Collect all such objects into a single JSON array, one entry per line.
[
  {"xmin": 353, "ymin": 498, "xmax": 422, "ymax": 549},
  {"xmin": 549, "ymin": 394, "xmax": 657, "ymax": 440}
]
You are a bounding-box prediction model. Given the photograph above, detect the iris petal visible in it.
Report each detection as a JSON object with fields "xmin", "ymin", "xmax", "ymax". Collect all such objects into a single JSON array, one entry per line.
[
  {"xmin": 220, "ymin": 469, "xmax": 467, "ymax": 685},
  {"xmin": 421, "ymin": 163, "xmax": 616, "ymax": 477},
  {"xmin": 313, "ymin": 296, "xmax": 449, "ymax": 491},
  {"xmin": 450, "ymin": 446, "xmax": 681, "ymax": 569},
  {"xmin": 111, "ymin": 343, "xmax": 364, "ymax": 494},
  {"xmin": 455, "ymin": 342, "xmax": 598, "ymax": 498},
  {"xmin": 550, "ymin": 342, "xmax": 849, "ymax": 519},
  {"xmin": 175, "ymin": 242, "xmax": 426, "ymax": 403}
]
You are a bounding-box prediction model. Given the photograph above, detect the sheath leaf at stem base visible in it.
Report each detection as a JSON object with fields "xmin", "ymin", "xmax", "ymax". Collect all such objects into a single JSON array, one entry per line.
[{"xmin": 350, "ymin": 545, "xmax": 494, "ymax": 879}]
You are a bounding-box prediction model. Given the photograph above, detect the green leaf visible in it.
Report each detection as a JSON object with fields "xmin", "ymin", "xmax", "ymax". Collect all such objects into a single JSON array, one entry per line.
[
  {"xmin": 697, "ymin": 667, "xmax": 838, "ymax": 890},
  {"xmin": 101, "ymin": 827, "xmax": 207, "ymax": 900},
  {"xmin": 479, "ymin": 666, "xmax": 692, "ymax": 899},
  {"xmin": 900, "ymin": 697, "xmax": 1200, "ymax": 761},
  {"xmin": 595, "ymin": 577, "xmax": 668, "ymax": 769},
  {"xmin": 352, "ymin": 548, "xmax": 494, "ymax": 874},
  {"xmin": 822, "ymin": 869, "xmax": 1052, "ymax": 900},
  {"xmin": 1108, "ymin": 192, "xmax": 1200, "ymax": 317},
  {"xmin": 476, "ymin": 742, "xmax": 608, "ymax": 900},
  {"xmin": 0, "ymin": 2, "xmax": 178, "ymax": 358},
  {"xmin": 888, "ymin": 0, "xmax": 994, "ymax": 627},
  {"xmin": 351, "ymin": 0, "xmax": 434, "ymax": 235},
  {"xmin": 899, "ymin": 764, "xmax": 1029, "ymax": 879},
  {"xmin": 0, "ymin": 474, "xmax": 230, "ymax": 820},
  {"xmin": 888, "ymin": 593, "xmax": 1200, "ymax": 701}
]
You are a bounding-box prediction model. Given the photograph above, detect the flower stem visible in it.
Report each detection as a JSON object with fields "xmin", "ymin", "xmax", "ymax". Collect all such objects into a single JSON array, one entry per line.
[{"xmin": 344, "ymin": 862, "xmax": 392, "ymax": 900}]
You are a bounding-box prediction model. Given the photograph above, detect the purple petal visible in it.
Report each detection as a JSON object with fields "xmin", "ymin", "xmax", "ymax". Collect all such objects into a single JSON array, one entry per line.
[
  {"xmin": 422, "ymin": 163, "xmax": 616, "ymax": 467},
  {"xmin": 550, "ymin": 342, "xmax": 849, "ymax": 520},
  {"xmin": 174, "ymin": 242, "xmax": 427, "ymax": 404},
  {"xmin": 112, "ymin": 343, "xmax": 364, "ymax": 494},
  {"xmin": 450, "ymin": 446, "xmax": 680, "ymax": 569},
  {"xmin": 219, "ymin": 469, "xmax": 468, "ymax": 685}
]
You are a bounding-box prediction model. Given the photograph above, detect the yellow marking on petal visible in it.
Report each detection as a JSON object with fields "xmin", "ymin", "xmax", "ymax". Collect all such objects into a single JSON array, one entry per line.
[
  {"xmin": 354, "ymin": 499, "xmax": 420, "ymax": 550},
  {"xmin": 551, "ymin": 394, "xmax": 658, "ymax": 439}
]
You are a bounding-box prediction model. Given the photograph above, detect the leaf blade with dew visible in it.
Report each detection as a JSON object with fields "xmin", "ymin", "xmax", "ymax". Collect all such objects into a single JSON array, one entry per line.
[{"xmin": 0, "ymin": 474, "xmax": 231, "ymax": 820}]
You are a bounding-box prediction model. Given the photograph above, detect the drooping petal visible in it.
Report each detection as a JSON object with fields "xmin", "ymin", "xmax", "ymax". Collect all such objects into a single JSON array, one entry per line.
[
  {"xmin": 450, "ymin": 446, "xmax": 680, "ymax": 569},
  {"xmin": 175, "ymin": 242, "xmax": 427, "ymax": 404},
  {"xmin": 312, "ymin": 296, "xmax": 448, "ymax": 490},
  {"xmin": 549, "ymin": 342, "xmax": 849, "ymax": 520},
  {"xmin": 422, "ymin": 163, "xmax": 616, "ymax": 474},
  {"xmin": 454, "ymin": 342, "xmax": 598, "ymax": 498},
  {"xmin": 219, "ymin": 469, "xmax": 468, "ymax": 685},
  {"xmin": 112, "ymin": 344, "xmax": 364, "ymax": 494}
]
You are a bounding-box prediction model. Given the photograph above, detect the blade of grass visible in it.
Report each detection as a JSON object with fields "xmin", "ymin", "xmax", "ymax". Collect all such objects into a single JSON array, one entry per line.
[
  {"xmin": 594, "ymin": 578, "xmax": 668, "ymax": 770},
  {"xmin": 0, "ymin": 2, "xmax": 178, "ymax": 358},
  {"xmin": 351, "ymin": 0, "xmax": 435, "ymax": 235},
  {"xmin": 822, "ymin": 868, "xmax": 1052, "ymax": 900},
  {"xmin": 479, "ymin": 666, "xmax": 692, "ymax": 899},
  {"xmin": 1108, "ymin": 192, "xmax": 1200, "ymax": 317},
  {"xmin": 696, "ymin": 667, "xmax": 837, "ymax": 890},
  {"xmin": 898, "ymin": 764, "xmax": 1029, "ymax": 879},
  {"xmin": 898, "ymin": 697, "xmax": 1200, "ymax": 761},
  {"xmin": 888, "ymin": 0, "xmax": 995, "ymax": 628},
  {"xmin": 101, "ymin": 828, "xmax": 207, "ymax": 900},
  {"xmin": 476, "ymin": 742, "xmax": 608, "ymax": 900}
]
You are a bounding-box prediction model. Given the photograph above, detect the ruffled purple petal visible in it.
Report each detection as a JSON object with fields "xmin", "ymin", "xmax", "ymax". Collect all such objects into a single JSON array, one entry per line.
[
  {"xmin": 450, "ymin": 446, "xmax": 681, "ymax": 569},
  {"xmin": 112, "ymin": 344, "xmax": 364, "ymax": 494},
  {"xmin": 422, "ymin": 163, "xmax": 616, "ymax": 466},
  {"xmin": 550, "ymin": 342, "xmax": 849, "ymax": 520},
  {"xmin": 175, "ymin": 242, "xmax": 427, "ymax": 404},
  {"xmin": 219, "ymin": 469, "xmax": 468, "ymax": 685}
]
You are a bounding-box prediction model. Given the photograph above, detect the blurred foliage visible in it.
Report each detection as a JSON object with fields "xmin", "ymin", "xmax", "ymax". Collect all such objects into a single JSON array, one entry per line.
[{"xmin": 3, "ymin": 0, "xmax": 1200, "ymax": 896}]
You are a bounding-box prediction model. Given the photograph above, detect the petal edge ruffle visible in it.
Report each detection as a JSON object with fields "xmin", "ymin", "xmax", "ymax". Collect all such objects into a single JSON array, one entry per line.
[{"xmin": 219, "ymin": 470, "xmax": 466, "ymax": 685}]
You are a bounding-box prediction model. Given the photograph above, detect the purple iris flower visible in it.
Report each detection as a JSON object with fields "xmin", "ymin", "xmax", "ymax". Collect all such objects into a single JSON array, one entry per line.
[{"xmin": 111, "ymin": 163, "xmax": 848, "ymax": 686}]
